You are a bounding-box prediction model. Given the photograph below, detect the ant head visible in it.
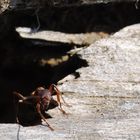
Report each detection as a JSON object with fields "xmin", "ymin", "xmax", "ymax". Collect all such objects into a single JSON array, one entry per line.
[{"xmin": 36, "ymin": 87, "xmax": 45, "ymax": 91}]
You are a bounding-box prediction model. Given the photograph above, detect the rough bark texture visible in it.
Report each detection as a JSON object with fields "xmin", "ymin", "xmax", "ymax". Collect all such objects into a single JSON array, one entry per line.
[
  {"xmin": 8, "ymin": 0, "xmax": 138, "ymax": 9},
  {"xmin": 1, "ymin": 24, "xmax": 140, "ymax": 139},
  {"xmin": 0, "ymin": 0, "xmax": 138, "ymax": 13},
  {"xmin": 0, "ymin": 0, "xmax": 10, "ymax": 13}
]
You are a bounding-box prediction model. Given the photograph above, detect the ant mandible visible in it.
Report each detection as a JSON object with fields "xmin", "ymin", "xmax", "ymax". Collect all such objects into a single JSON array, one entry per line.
[{"xmin": 14, "ymin": 84, "xmax": 68, "ymax": 131}]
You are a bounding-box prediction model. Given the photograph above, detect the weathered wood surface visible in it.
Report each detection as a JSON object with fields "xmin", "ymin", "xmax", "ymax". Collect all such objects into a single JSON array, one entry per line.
[
  {"xmin": 16, "ymin": 27, "xmax": 108, "ymax": 45},
  {"xmin": 57, "ymin": 23, "xmax": 140, "ymax": 139},
  {"xmin": 1, "ymin": 24, "xmax": 140, "ymax": 139},
  {"xmin": 0, "ymin": 0, "xmax": 137, "ymax": 13},
  {"xmin": 0, "ymin": 0, "xmax": 10, "ymax": 13},
  {"xmin": 9, "ymin": 0, "xmax": 138, "ymax": 9}
]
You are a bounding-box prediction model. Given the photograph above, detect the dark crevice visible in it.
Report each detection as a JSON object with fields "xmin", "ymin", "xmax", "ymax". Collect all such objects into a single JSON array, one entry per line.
[
  {"xmin": 7, "ymin": 1, "xmax": 140, "ymax": 33},
  {"xmin": 0, "ymin": 30, "xmax": 87, "ymax": 123},
  {"xmin": 51, "ymin": 54, "xmax": 88, "ymax": 83}
]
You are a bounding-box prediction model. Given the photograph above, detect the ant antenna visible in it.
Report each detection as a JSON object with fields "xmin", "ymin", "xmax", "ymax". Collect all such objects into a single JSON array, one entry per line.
[
  {"xmin": 135, "ymin": 0, "xmax": 139, "ymax": 9},
  {"xmin": 29, "ymin": 8, "xmax": 41, "ymax": 33},
  {"xmin": 35, "ymin": 8, "xmax": 41, "ymax": 32}
]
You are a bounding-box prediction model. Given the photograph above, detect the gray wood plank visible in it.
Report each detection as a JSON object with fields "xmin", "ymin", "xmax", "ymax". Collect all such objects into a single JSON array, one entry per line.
[{"xmin": 1, "ymin": 24, "xmax": 140, "ymax": 140}]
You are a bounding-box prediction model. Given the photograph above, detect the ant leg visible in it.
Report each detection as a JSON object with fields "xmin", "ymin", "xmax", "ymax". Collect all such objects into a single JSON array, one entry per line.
[
  {"xmin": 13, "ymin": 92, "xmax": 40, "ymax": 104},
  {"xmin": 49, "ymin": 84, "xmax": 67, "ymax": 114},
  {"xmin": 49, "ymin": 84, "xmax": 70, "ymax": 106},
  {"xmin": 36, "ymin": 103, "xmax": 54, "ymax": 131},
  {"xmin": 60, "ymin": 92, "xmax": 71, "ymax": 107},
  {"xmin": 13, "ymin": 92, "xmax": 26, "ymax": 101}
]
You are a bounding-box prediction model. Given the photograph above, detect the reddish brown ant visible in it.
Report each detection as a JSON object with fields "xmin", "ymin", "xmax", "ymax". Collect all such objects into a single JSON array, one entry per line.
[{"xmin": 14, "ymin": 84, "xmax": 68, "ymax": 131}]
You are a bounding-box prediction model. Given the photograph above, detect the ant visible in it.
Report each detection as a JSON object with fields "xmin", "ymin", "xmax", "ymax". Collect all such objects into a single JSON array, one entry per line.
[{"xmin": 14, "ymin": 84, "xmax": 68, "ymax": 131}]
